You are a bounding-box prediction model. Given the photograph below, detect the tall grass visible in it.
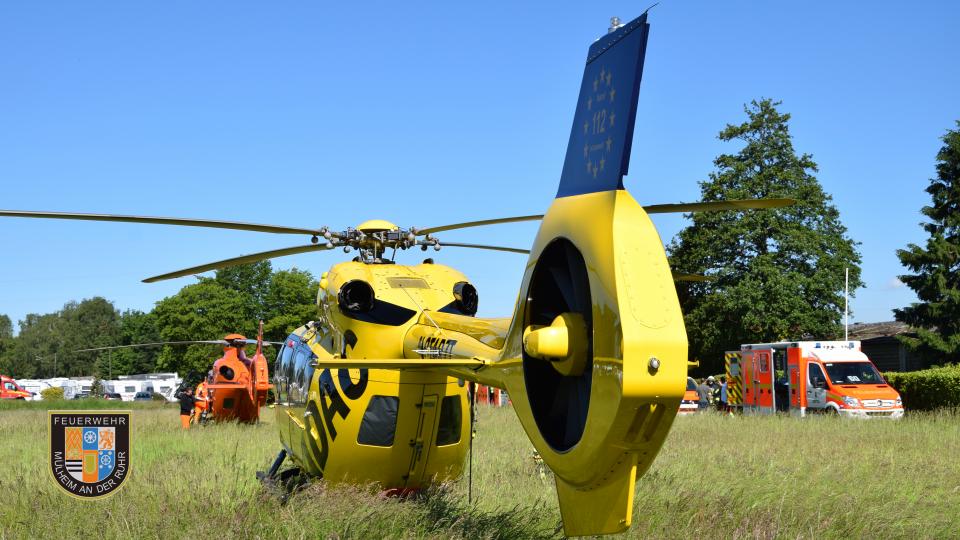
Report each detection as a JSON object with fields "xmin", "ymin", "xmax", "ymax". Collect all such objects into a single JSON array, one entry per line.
[{"xmin": 0, "ymin": 401, "xmax": 957, "ymax": 538}]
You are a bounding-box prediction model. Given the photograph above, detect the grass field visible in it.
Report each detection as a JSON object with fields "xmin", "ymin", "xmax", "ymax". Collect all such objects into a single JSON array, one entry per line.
[{"xmin": 1, "ymin": 401, "xmax": 958, "ymax": 539}]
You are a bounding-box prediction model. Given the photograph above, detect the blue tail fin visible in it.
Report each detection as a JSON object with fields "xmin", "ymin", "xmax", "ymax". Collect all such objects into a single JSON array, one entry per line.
[{"xmin": 556, "ymin": 13, "xmax": 650, "ymax": 198}]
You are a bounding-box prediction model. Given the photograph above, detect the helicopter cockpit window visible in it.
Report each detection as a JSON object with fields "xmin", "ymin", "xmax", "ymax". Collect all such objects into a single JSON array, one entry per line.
[
  {"xmin": 436, "ymin": 395, "xmax": 462, "ymax": 446},
  {"xmin": 275, "ymin": 337, "xmax": 296, "ymax": 405},
  {"xmin": 357, "ymin": 395, "xmax": 399, "ymax": 447},
  {"xmin": 291, "ymin": 344, "xmax": 315, "ymax": 405}
]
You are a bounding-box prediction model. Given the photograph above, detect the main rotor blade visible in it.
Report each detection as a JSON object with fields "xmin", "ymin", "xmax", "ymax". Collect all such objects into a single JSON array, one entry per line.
[
  {"xmin": 0, "ymin": 210, "xmax": 324, "ymax": 236},
  {"xmin": 417, "ymin": 215, "xmax": 544, "ymax": 236},
  {"xmin": 143, "ymin": 244, "xmax": 331, "ymax": 283},
  {"xmin": 77, "ymin": 341, "xmax": 228, "ymax": 352},
  {"xmin": 643, "ymin": 198, "xmax": 796, "ymax": 214},
  {"xmin": 440, "ymin": 242, "xmax": 530, "ymax": 254},
  {"xmin": 76, "ymin": 339, "xmax": 283, "ymax": 352},
  {"xmin": 415, "ymin": 198, "xmax": 793, "ymax": 235},
  {"xmin": 671, "ymin": 272, "xmax": 714, "ymax": 282}
]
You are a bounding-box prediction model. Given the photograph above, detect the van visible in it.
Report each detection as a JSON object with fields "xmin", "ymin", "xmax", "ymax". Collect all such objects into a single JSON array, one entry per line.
[
  {"xmin": 0, "ymin": 375, "xmax": 33, "ymax": 399},
  {"xmin": 729, "ymin": 341, "xmax": 903, "ymax": 419}
]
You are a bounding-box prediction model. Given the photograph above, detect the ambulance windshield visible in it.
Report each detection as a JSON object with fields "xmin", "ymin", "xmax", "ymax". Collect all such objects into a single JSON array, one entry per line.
[{"xmin": 823, "ymin": 362, "xmax": 884, "ymax": 385}]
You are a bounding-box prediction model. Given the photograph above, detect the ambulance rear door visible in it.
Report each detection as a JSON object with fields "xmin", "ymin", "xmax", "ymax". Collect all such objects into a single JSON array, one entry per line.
[{"xmin": 750, "ymin": 349, "xmax": 774, "ymax": 414}]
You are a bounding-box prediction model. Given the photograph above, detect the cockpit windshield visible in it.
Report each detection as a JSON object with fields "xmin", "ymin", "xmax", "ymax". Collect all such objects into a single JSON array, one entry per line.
[{"xmin": 823, "ymin": 362, "xmax": 884, "ymax": 385}]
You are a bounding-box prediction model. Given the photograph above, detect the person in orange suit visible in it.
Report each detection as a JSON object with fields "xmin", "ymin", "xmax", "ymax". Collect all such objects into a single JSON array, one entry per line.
[
  {"xmin": 176, "ymin": 385, "xmax": 195, "ymax": 429},
  {"xmin": 193, "ymin": 381, "xmax": 209, "ymax": 424}
]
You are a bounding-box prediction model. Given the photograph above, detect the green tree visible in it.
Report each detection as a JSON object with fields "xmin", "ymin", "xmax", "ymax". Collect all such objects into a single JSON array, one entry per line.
[
  {"xmin": 0, "ymin": 314, "xmax": 12, "ymax": 339},
  {"xmin": 669, "ymin": 99, "xmax": 863, "ymax": 373},
  {"xmin": 1, "ymin": 298, "xmax": 122, "ymax": 378},
  {"xmin": 153, "ymin": 281, "xmax": 252, "ymax": 376},
  {"xmin": 205, "ymin": 261, "xmax": 273, "ymax": 321},
  {"xmin": 111, "ymin": 310, "xmax": 162, "ymax": 375},
  {"xmin": 263, "ymin": 268, "xmax": 320, "ymax": 341},
  {"xmin": 0, "ymin": 314, "xmax": 12, "ymax": 375},
  {"xmin": 3, "ymin": 313, "xmax": 58, "ymax": 378},
  {"xmin": 894, "ymin": 122, "xmax": 960, "ymax": 364},
  {"xmin": 63, "ymin": 297, "xmax": 122, "ymax": 377}
]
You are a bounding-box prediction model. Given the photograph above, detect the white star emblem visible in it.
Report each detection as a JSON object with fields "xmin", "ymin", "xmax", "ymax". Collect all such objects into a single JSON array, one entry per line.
[{"xmin": 84, "ymin": 431, "xmax": 97, "ymax": 444}]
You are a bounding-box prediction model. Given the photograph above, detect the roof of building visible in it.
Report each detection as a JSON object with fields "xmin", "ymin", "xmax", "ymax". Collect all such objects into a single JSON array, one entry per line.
[{"xmin": 847, "ymin": 321, "xmax": 914, "ymax": 340}]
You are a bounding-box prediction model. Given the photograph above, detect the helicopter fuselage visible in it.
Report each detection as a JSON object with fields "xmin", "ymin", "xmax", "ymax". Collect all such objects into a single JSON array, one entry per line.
[{"xmin": 273, "ymin": 260, "xmax": 488, "ymax": 488}]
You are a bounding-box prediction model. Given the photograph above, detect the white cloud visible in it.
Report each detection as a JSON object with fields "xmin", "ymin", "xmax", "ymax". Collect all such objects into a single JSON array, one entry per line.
[{"xmin": 884, "ymin": 277, "xmax": 906, "ymax": 290}]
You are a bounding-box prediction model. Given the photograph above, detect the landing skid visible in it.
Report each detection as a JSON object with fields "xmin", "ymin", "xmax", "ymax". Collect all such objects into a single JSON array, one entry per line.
[{"xmin": 257, "ymin": 449, "xmax": 309, "ymax": 503}]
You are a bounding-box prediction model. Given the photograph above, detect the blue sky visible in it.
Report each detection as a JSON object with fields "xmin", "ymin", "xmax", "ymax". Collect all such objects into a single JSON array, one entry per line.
[{"xmin": 1, "ymin": 1, "xmax": 957, "ymax": 334}]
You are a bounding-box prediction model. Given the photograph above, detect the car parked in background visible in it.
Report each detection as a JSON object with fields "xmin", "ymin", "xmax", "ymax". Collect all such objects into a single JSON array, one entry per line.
[{"xmin": 678, "ymin": 377, "xmax": 700, "ymax": 414}]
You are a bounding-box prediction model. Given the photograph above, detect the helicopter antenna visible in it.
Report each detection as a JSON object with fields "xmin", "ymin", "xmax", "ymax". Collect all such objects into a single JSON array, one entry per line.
[
  {"xmin": 398, "ymin": 285, "xmax": 443, "ymax": 334},
  {"xmin": 468, "ymin": 381, "xmax": 476, "ymax": 505}
]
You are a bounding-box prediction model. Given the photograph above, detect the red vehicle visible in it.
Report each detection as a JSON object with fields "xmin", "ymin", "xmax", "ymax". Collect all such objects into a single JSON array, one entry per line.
[
  {"xmin": 1, "ymin": 375, "xmax": 33, "ymax": 399},
  {"xmin": 678, "ymin": 377, "xmax": 699, "ymax": 414}
]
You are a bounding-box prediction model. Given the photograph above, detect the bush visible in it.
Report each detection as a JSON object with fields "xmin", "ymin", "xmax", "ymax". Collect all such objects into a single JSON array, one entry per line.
[
  {"xmin": 90, "ymin": 378, "xmax": 104, "ymax": 398},
  {"xmin": 151, "ymin": 392, "xmax": 167, "ymax": 402},
  {"xmin": 40, "ymin": 387, "xmax": 64, "ymax": 400},
  {"xmin": 884, "ymin": 364, "xmax": 960, "ymax": 410}
]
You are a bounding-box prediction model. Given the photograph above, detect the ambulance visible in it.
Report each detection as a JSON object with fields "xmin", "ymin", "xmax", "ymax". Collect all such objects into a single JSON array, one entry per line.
[
  {"xmin": 0, "ymin": 375, "xmax": 33, "ymax": 399},
  {"xmin": 726, "ymin": 341, "xmax": 903, "ymax": 419}
]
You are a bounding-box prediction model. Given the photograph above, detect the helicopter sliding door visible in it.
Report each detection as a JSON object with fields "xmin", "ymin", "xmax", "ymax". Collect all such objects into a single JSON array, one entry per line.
[
  {"xmin": 405, "ymin": 392, "xmax": 439, "ymax": 486},
  {"xmin": 403, "ymin": 378, "xmax": 470, "ymax": 488}
]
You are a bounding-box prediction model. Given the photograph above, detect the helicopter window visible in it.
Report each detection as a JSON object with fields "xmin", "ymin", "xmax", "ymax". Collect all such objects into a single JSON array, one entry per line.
[
  {"xmin": 436, "ymin": 395, "xmax": 462, "ymax": 446},
  {"xmin": 357, "ymin": 396, "xmax": 399, "ymax": 447},
  {"xmin": 297, "ymin": 347, "xmax": 316, "ymax": 404},
  {"xmin": 291, "ymin": 345, "xmax": 315, "ymax": 405},
  {"xmin": 275, "ymin": 337, "xmax": 297, "ymax": 405}
]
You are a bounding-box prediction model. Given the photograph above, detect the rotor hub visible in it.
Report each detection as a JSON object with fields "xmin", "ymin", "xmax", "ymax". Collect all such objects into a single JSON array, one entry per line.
[{"xmin": 317, "ymin": 220, "xmax": 442, "ymax": 263}]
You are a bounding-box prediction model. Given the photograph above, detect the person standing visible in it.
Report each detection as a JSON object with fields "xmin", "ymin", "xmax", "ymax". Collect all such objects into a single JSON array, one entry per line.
[
  {"xmin": 176, "ymin": 385, "xmax": 196, "ymax": 430},
  {"xmin": 708, "ymin": 376, "xmax": 721, "ymax": 409},
  {"xmin": 719, "ymin": 376, "xmax": 729, "ymax": 413},
  {"xmin": 696, "ymin": 378, "xmax": 711, "ymax": 410},
  {"xmin": 193, "ymin": 381, "xmax": 209, "ymax": 424}
]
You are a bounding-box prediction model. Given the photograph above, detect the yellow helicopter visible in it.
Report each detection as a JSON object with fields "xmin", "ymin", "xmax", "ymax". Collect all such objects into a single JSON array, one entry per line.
[{"xmin": 0, "ymin": 11, "xmax": 793, "ymax": 536}]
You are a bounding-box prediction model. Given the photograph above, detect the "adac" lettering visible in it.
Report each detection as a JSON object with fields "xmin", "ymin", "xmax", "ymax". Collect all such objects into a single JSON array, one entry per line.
[{"xmin": 304, "ymin": 368, "xmax": 368, "ymax": 471}]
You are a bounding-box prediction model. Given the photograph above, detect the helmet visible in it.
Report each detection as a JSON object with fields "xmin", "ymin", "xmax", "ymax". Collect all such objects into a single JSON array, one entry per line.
[{"xmin": 707, "ymin": 376, "xmax": 716, "ymax": 382}]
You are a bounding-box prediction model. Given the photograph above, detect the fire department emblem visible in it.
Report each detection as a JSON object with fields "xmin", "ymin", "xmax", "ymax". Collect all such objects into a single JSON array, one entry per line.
[{"xmin": 49, "ymin": 411, "xmax": 131, "ymax": 498}]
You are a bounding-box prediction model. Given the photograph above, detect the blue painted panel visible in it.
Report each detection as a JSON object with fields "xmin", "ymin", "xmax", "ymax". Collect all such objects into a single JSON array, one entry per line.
[{"xmin": 556, "ymin": 13, "xmax": 650, "ymax": 198}]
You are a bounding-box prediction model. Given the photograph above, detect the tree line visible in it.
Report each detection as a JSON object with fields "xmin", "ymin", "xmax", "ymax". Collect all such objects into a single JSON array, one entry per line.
[
  {"xmin": 1, "ymin": 101, "xmax": 957, "ymax": 378},
  {"xmin": 669, "ymin": 101, "xmax": 959, "ymax": 373},
  {"xmin": 0, "ymin": 262, "xmax": 318, "ymax": 379}
]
